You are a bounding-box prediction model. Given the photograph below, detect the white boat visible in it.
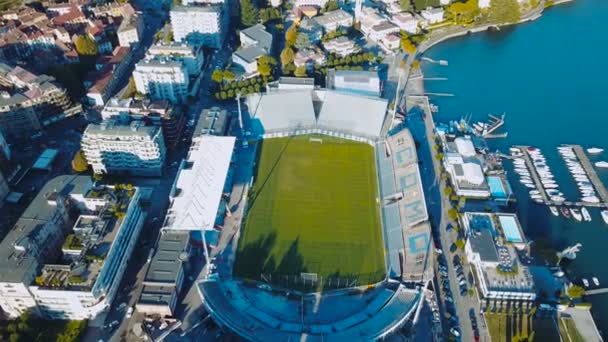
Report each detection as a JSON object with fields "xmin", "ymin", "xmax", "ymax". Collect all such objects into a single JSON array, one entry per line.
[
  {"xmin": 544, "ymin": 184, "xmax": 559, "ymax": 189},
  {"xmin": 524, "ymin": 183, "xmax": 535, "ymax": 189},
  {"xmin": 510, "ymin": 147, "xmax": 521, "ymax": 153},
  {"xmin": 582, "ymin": 196, "xmax": 600, "ymax": 203},
  {"xmin": 595, "ymin": 161, "xmax": 608, "ymax": 168},
  {"xmin": 550, "ymin": 206, "xmax": 559, "ymax": 216},
  {"xmin": 601, "ymin": 210, "xmax": 608, "ymax": 224},
  {"xmin": 531, "ymin": 194, "xmax": 542, "ymax": 200},
  {"xmin": 581, "ymin": 207, "xmax": 592, "ymax": 222},
  {"xmin": 588, "ymin": 147, "xmax": 604, "ymax": 154},
  {"xmin": 593, "ymin": 277, "xmax": 600, "ymax": 286},
  {"xmin": 582, "ymin": 278, "xmax": 589, "ymax": 288},
  {"xmin": 570, "ymin": 208, "xmax": 583, "ymax": 222},
  {"xmin": 530, "ymin": 190, "xmax": 540, "ymax": 195},
  {"xmin": 551, "ymin": 196, "xmax": 565, "ymax": 202}
]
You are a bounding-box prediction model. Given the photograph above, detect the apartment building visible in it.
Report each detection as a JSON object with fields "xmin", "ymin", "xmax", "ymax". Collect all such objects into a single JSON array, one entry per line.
[
  {"xmin": 147, "ymin": 42, "xmax": 205, "ymax": 76},
  {"xmin": 81, "ymin": 120, "xmax": 166, "ymax": 177},
  {"xmin": 133, "ymin": 59, "xmax": 189, "ymax": 104},
  {"xmin": 170, "ymin": 4, "xmax": 228, "ymax": 49},
  {"xmin": 0, "ymin": 175, "xmax": 147, "ymax": 319}
]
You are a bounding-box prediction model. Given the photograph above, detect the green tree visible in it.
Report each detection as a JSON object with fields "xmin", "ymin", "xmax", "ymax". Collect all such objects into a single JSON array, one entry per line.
[
  {"xmin": 446, "ymin": 0, "xmax": 480, "ymax": 24},
  {"xmin": 257, "ymin": 55, "xmax": 277, "ymax": 76},
  {"xmin": 211, "ymin": 69, "xmax": 224, "ymax": 83},
  {"xmin": 295, "ymin": 65, "xmax": 308, "ymax": 77},
  {"xmin": 295, "ymin": 33, "xmax": 311, "ymax": 49},
  {"xmin": 74, "ymin": 35, "xmax": 97, "ymax": 56},
  {"xmin": 71, "ymin": 150, "xmax": 89, "ymax": 172},
  {"xmin": 401, "ymin": 35, "xmax": 416, "ymax": 54},
  {"xmin": 322, "ymin": 0, "xmax": 339, "ymax": 12},
  {"xmin": 280, "ymin": 47, "xmax": 295, "ymax": 67},
  {"xmin": 489, "ymin": 0, "xmax": 521, "ymax": 23},
  {"xmin": 240, "ymin": 0, "xmax": 259, "ymax": 27},
  {"xmin": 413, "ymin": 0, "xmax": 440, "ymax": 11},
  {"xmin": 260, "ymin": 7, "xmax": 281, "ymax": 23},
  {"xmin": 285, "ymin": 24, "xmax": 298, "ymax": 47},
  {"xmin": 223, "ymin": 70, "xmax": 236, "ymax": 81},
  {"xmin": 567, "ymin": 285, "xmax": 585, "ymax": 299},
  {"xmin": 448, "ymin": 208, "xmax": 459, "ymax": 220},
  {"xmin": 455, "ymin": 239, "xmax": 465, "ymax": 249},
  {"xmin": 399, "ymin": 0, "xmax": 411, "ymax": 11}
]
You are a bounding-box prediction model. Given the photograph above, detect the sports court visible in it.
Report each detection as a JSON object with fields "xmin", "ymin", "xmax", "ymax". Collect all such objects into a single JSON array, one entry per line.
[{"xmin": 235, "ymin": 135, "xmax": 385, "ymax": 287}]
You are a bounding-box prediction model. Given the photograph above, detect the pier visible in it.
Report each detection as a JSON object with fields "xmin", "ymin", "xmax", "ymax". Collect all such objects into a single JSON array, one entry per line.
[
  {"xmin": 570, "ymin": 145, "xmax": 608, "ymax": 203},
  {"xmin": 584, "ymin": 287, "xmax": 608, "ymax": 296},
  {"xmin": 423, "ymin": 92, "xmax": 455, "ymax": 97},
  {"xmin": 421, "ymin": 57, "xmax": 448, "ymax": 66},
  {"xmin": 516, "ymin": 146, "xmax": 550, "ymax": 203},
  {"xmin": 515, "ymin": 146, "xmax": 608, "ymax": 208}
]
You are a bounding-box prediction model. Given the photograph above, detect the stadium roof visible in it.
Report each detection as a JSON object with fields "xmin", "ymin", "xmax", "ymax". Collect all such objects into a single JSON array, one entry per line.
[
  {"xmin": 318, "ymin": 91, "xmax": 388, "ymax": 138},
  {"xmin": 247, "ymin": 91, "xmax": 316, "ymax": 133},
  {"xmin": 163, "ymin": 136, "xmax": 235, "ymax": 231}
]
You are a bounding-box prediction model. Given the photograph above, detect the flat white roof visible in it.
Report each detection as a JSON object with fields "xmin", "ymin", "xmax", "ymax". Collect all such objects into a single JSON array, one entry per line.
[{"xmin": 163, "ymin": 136, "xmax": 236, "ymax": 231}]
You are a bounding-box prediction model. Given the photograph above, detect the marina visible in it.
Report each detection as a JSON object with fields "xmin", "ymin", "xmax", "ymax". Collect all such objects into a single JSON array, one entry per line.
[{"xmin": 512, "ymin": 145, "xmax": 608, "ymax": 208}]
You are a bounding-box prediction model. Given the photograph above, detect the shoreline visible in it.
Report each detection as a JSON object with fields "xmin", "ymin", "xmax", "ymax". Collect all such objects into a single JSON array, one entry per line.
[{"xmin": 417, "ymin": 0, "xmax": 575, "ymax": 55}]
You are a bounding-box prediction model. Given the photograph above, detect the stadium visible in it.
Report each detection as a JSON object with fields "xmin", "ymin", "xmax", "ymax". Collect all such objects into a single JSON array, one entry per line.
[{"xmin": 197, "ymin": 76, "xmax": 433, "ymax": 340}]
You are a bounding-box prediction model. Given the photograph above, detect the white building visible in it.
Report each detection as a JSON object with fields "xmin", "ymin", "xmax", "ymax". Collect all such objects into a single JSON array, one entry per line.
[
  {"xmin": 442, "ymin": 136, "xmax": 490, "ymax": 198},
  {"xmin": 391, "ymin": 12, "xmax": 419, "ymax": 34},
  {"xmin": 313, "ymin": 9, "xmax": 353, "ymax": 32},
  {"xmin": 295, "ymin": 0, "xmax": 329, "ymax": 8},
  {"xmin": 147, "ymin": 42, "xmax": 205, "ymax": 76},
  {"xmin": 379, "ymin": 33, "xmax": 401, "ymax": 53},
  {"xmin": 133, "ymin": 59, "xmax": 189, "ymax": 103},
  {"xmin": 479, "ymin": 0, "xmax": 490, "ymax": 8},
  {"xmin": 327, "ymin": 69, "xmax": 381, "ymax": 98},
  {"xmin": 359, "ymin": 7, "xmax": 385, "ymax": 36},
  {"xmin": 0, "ymin": 176, "xmax": 147, "ymax": 319},
  {"xmin": 323, "ymin": 36, "xmax": 360, "ymax": 57},
  {"xmin": 232, "ymin": 24, "xmax": 272, "ymax": 75},
  {"xmin": 294, "ymin": 49, "xmax": 326, "ymax": 67},
  {"xmin": 462, "ymin": 212, "xmax": 536, "ymax": 301},
  {"xmin": 368, "ymin": 21, "xmax": 399, "ymax": 41},
  {"xmin": 421, "ymin": 7, "xmax": 444, "ymax": 24},
  {"xmin": 170, "ymin": 4, "xmax": 227, "ymax": 49},
  {"xmin": 81, "ymin": 120, "xmax": 166, "ymax": 177},
  {"xmin": 117, "ymin": 13, "xmax": 144, "ymax": 47}
]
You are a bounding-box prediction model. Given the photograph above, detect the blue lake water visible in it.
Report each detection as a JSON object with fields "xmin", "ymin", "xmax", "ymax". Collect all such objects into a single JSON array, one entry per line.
[{"xmin": 421, "ymin": 0, "xmax": 608, "ymax": 335}]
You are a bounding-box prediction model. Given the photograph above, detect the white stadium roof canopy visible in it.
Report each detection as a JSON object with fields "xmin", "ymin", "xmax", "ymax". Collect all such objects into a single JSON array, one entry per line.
[{"xmin": 163, "ymin": 135, "xmax": 236, "ymax": 231}]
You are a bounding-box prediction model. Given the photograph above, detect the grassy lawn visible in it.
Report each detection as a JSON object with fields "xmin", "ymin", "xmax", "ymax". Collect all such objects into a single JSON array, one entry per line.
[
  {"xmin": 485, "ymin": 311, "xmax": 532, "ymax": 342},
  {"xmin": 558, "ymin": 318, "xmax": 585, "ymax": 342},
  {"xmin": 234, "ymin": 135, "xmax": 384, "ymax": 290}
]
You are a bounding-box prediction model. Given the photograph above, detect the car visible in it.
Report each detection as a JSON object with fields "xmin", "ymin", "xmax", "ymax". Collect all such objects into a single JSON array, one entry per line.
[
  {"xmin": 117, "ymin": 302, "xmax": 127, "ymax": 310},
  {"xmin": 126, "ymin": 306, "xmax": 134, "ymax": 318},
  {"xmin": 450, "ymin": 327, "xmax": 461, "ymax": 337},
  {"xmin": 446, "ymin": 224, "xmax": 454, "ymax": 231}
]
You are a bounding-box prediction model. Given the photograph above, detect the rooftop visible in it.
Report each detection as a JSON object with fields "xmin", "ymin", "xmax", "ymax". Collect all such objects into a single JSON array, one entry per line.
[
  {"xmin": 193, "ymin": 106, "xmax": 229, "ymax": 136},
  {"xmin": 143, "ymin": 230, "xmax": 189, "ymax": 284},
  {"xmin": 240, "ymin": 24, "xmax": 272, "ymax": 51},
  {"xmin": 85, "ymin": 120, "xmax": 161, "ymax": 138}
]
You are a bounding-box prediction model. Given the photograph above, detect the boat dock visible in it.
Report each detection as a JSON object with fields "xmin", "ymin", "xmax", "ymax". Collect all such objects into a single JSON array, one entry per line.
[
  {"xmin": 515, "ymin": 146, "xmax": 608, "ymax": 208},
  {"xmin": 421, "ymin": 57, "xmax": 448, "ymax": 66},
  {"xmin": 584, "ymin": 287, "xmax": 608, "ymax": 296},
  {"xmin": 515, "ymin": 146, "xmax": 550, "ymax": 203},
  {"xmin": 571, "ymin": 145, "xmax": 608, "ymax": 203}
]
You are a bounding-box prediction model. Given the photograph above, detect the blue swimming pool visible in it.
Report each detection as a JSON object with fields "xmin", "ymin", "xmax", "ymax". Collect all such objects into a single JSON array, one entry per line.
[
  {"xmin": 487, "ymin": 176, "xmax": 506, "ymax": 198},
  {"xmin": 498, "ymin": 215, "xmax": 524, "ymax": 243}
]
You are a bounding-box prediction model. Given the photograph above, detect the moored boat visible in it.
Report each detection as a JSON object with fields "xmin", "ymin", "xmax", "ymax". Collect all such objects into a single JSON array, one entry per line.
[
  {"xmin": 570, "ymin": 208, "xmax": 583, "ymax": 222},
  {"xmin": 601, "ymin": 210, "xmax": 608, "ymax": 224},
  {"xmin": 583, "ymin": 278, "xmax": 589, "ymax": 288},
  {"xmin": 593, "ymin": 277, "xmax": 600, "ymax": 286},
  {"xmin": 581, "ymin": 207, "xmax": 592, "ymax": 222},
  {"xmin": 587, "ymin": 147, "xmax": 604, "ymax": 154},
  {"xmin": 561, "ymin": 207, "xmax": 571, "ymax": 218},
  {"xmin": 550, "ymin": 206, "xmax": 559, "ymax": 216},
  {"xmin": 595, "ymin": 161, "xmax": 608, "ymax": 168}
]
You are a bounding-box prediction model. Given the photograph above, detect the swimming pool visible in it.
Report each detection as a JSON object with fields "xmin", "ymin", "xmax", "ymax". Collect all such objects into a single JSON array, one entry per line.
[
  {"xmin": 498, "ymin": 215, "xmax": 524, "ymax": 243},
  {"xmin": 487, "ymin": 176, "xmax": 507, "ymax": 198}
]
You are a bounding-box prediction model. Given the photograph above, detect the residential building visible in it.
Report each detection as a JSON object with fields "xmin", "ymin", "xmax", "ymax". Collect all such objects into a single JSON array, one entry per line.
[
  {"xmin": 298, "ymin": 17, "xmax": 323, "ymax": 44},
  {"xmin": 323, "ymin": 36, "xmax": 360, "ymax": 57},
  {"xmin": 294, "ymin": 48, "xmax": 326, "ymax": 67},
  {"xmin": 136, "ymin": 230, "xmax": 190, "ymax": 317},
  {"xmin": 391, "ymin": 12, "xmax": 419, "ymax": 34},
  {"xmin": 232, "ymin": 24, "xmax": 272, "ymax": 75},
  {"xmin": 421, "ymin": 7, "xmax": 444, "ymax": 24},
  {"xmin": 170, "ymin": 4, "xmax": 228, "ymax": 49},
  {"xmin": 81, "ymin": 120, "xmax": 166, "ymax": 177},
  {"xmin": 101, "ymin": 97, "xmax": 185, "ymax": 149},
  {"xmin": 117, "ymin": 13, "xmax": 144, "ymax": 47},
  {"xmin": 462, "ymin": 212, "xmax": 536, "ymax": 301},
  {"xmin": 295, "ymin": 0, "xmax": 329, "ymax": 8},
  {"xmin": 85, "ymin": 47, "xmax": 133, "ymax": 106},
  {"xmin": 0, "ymin": 175, "xmax": 147, "ymax": 319},
  {"xmin": 326, "ymin": 69, "xmax": 381, "ymax": 98},
  {"xmin": 147, "ymin": 42, "xmax": 205, "ymax": 76},
  {"xmin": 0, "ymin": 129, "xmax": 9, "ymax": 161},
  {"xmin": 368, "ymin": 21, "xmax": 399, "ymax": 41},
  {"xmin": 359, "ymin": 7, "xmax": 384, "ymax": 36},
  {"xmin": 0, "ymin": 63, "xmax": 81, "ymax": 138},
  {"xmin": 133, "ymin": 59, "xmax": 189, "ymax": 104},
  {"xmin": 313, "ymin": 9, "xmax": 353, "ymax": 32},
  {"xmin": 379, "ymin": 33, "xmax": 401, "ymax": 52}
]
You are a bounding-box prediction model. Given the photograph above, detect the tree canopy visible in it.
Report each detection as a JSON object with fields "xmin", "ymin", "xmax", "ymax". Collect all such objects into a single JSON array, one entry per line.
[
  {"xmin": 71, "ymin": 150, "xmax": 89, "ymax": 172},
  {"xmin": 295, "ymin": 32, "xmax": 311, "ymax": 49},
  {"xmin": 0, "ymin": 311, "xmax": 87, "ymax": 342},
  {"xmin": 74, "ymin": 35, "xmax": 97, "ymax": 56},
  {"xmin": 285, "ymin": 23, "xmax": 298, "ymax": 47},
  {"xmin": 401, "ymin": 35, "xmax": 416, "ymax": 54},
  {"xmin": 260, "ymin": 7, "xmax": 281, "ymax": 23},
  {"xmin": 280, "ymin": 46, "xmax": 295, "ymax": 67},
  {"xmin": 446, "ymin": 0, "xmax": 480, "ymax": 24},
  {"xmin": 211, "ymin": 69, "xmax": 224, "ymax": 83},
  {"xmin": 321, "ymin": 0, "xmax": 339, "ymax": 12},
  {"xmin": 567, "ymin": 285, "xmax": 585, "ymax": 299},
  {"xmin": 257, "ymin": 55, "xmax": 277, "ymax": 76},
  {"xmin": 413, "ymin": 0, "xmax": 440, "ymax": 11},
  {"xmin": 399, "ymin": 0, "xmax": 412, "ymax": 11},
  {"xmin": 240, "ymin": 0, "xmax": 259, "ymax": 27},
  {"xmin": 489, "ymin": 0, "xmax": 521, "ymax": 23},
  {"xmin": 295, "ymin": 65, "xmax": 308, "ymax": 77}
]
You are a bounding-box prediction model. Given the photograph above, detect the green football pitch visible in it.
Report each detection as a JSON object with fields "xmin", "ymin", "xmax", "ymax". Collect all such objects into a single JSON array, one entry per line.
[{"xmin": 234, "ymin": 135, "xmax": 385, "ymax": 288}]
